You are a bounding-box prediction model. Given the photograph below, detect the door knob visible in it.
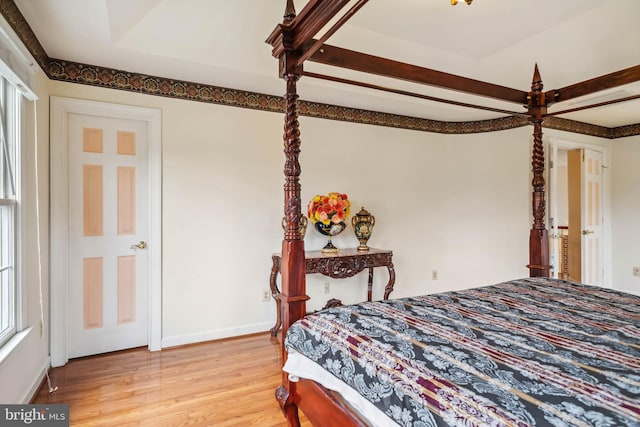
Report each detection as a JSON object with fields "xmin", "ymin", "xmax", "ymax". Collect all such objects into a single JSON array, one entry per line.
[
  {"xmin": 130, "ymin": 241, "xmax": 147, "ymax": 250},
  {"xmin": 581, "ymin": 230, "xmax": 594, "ymax": 235}
]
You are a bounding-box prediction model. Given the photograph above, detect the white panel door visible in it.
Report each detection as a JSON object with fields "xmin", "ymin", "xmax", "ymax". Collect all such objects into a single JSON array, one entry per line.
[
  {"xmin": 581, "ymin": 148, "xmax": 603, "ymax": 286},
  {"xmin": 67, "ymin": 113, "xmax": 149, "ymax": 358}
]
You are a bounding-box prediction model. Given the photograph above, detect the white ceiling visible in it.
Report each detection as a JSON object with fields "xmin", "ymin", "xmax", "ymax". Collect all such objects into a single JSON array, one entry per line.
[{"xmin": 13, "ymin": 0, "xmax": 640, "ymax": 127}]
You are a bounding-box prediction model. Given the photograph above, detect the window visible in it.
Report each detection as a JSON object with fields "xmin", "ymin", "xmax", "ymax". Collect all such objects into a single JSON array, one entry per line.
[{"xmin": 0, "ymin": 74, "xmax": 21, "ymax": 347}]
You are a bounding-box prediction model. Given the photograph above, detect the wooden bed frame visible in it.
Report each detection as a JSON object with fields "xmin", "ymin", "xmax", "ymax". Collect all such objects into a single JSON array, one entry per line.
[{"xmin": 265, "ymin": 1, "xmax": 640, "ymax": 425}]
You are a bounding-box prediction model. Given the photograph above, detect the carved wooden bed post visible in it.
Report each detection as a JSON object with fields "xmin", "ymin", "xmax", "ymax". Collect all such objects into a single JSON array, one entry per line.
[
  {"xmin": 527, "ymin": 64, "xmax": 551, "ymax": 277},
  {"xmin": 267, "ymin": 1, "xmax": 309, "ymax": 424}
]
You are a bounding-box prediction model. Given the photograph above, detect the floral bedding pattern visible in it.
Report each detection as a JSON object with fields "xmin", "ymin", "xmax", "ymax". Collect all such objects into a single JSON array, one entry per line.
[{"xmin": 285, "ymin": 277, "xmax": 640, "ymax": 426}]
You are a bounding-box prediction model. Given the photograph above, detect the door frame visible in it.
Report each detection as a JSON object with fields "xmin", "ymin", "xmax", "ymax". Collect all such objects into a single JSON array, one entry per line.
[
  {"xmin": 547, "ymin": 136, "xmax": 611, "ymax": 288},
  {"xmin": 549, "ymin": 143, "xmax": 559, "ymax": 279},
  {"xmin": 50, "ymin": 96, "xmax": 162, "ymax": 367}
]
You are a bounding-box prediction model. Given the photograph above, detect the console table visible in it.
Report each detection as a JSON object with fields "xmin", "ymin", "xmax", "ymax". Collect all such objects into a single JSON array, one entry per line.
[{"xmin": 269, "ymin": 248, "xmax": 395, "ymax": 336}]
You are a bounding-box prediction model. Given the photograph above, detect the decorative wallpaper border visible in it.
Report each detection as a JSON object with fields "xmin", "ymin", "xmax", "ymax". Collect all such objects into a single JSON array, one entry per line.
[
  {"xmin": 47, "ymin": 59, "xmax": 287, "ymax": 112},
  {"xmin": 608, "ymin": 122, "xmax": 640, "ymax": 139},
  {"xmin": 46, "ymin": 58, "xmax": 531, "ymax": 135},
  {"xmin": 0, "ymin": 0, "xmax": 48, "ymax": 70},
  {"xmin": 298, "ymin": 101, "xmax": 531, "ymax": 134},
  {"xmin": 544, "ymin": 117, "xmax": 611, "ymax": 139},
  {"xmin": 2, "ymin": 1, "xmax": 637, "ymax": 138}
]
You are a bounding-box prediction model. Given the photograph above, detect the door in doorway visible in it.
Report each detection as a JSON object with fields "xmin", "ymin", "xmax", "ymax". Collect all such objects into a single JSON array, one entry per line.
[
  {"xmin": 564, "ymin": 148, "xmax": 603, "ymax": 286},
  {"xmin": 580, "ymin": 149, "xmax": 604, "ymax": 285},
  {"xmin": 67, "ymin": 113, "xmax": 149, "ymax": 358}
]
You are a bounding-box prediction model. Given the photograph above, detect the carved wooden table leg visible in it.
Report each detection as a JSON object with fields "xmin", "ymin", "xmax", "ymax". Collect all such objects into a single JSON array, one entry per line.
[
  {"xmin": 269, "ymin": 255, "xmax": 282, "ymax": 336},
  {"xmin": 383, "ymin": 262, "xmax": 396, "ymax": 299},
  {"xmin": 270, "ymin": 248, "xmax": 394, "ymax": 331}
]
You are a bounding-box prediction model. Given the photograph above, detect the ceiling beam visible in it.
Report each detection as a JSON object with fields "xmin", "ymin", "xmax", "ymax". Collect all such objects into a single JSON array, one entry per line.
[
  {"xmin": 303, "ymin": 71, "xmax": 528, "ymax": 117},
  {"xmin": 546, "ymin": 93, "xmax": 640, "ymax": 117},
  {"xmin": 307, "ymin": 43, "xmax": 529, "ymax": 105},
  {"xmin": 546, "ymin": 64, "xmax": 640, "ymax": 104},
  {"xmin": 295, "ymin": 0, "xmax": 369, "ymax": 68}
]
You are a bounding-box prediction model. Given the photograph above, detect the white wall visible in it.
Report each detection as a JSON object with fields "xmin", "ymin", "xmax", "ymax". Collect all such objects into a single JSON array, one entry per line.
[
  {"xmin": 298, "ymin": 118, "xmax": 533, "ymax": 307},
  {"xmin": 0, "ymin": 68, "xmax": 51, "ymax": 403},
  {"xmin": 611, "ymin": 135, "xmax": 640, "ymax": 293}
]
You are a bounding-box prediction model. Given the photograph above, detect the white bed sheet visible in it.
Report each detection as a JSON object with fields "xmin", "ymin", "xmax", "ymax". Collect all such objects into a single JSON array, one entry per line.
[{"xmin": 283, "ymin": 349, "xmax": 399, "ymax": 427}]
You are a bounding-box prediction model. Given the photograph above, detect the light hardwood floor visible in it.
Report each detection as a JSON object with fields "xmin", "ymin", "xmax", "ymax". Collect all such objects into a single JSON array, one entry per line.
[{"xmin": 33, "ymin": 332, "xmax": 310, "ymax": 426}]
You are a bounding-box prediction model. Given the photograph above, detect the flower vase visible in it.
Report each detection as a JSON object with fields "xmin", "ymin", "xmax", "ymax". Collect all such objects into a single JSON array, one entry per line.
[
  {"xmin": 314, "ymin": 221, "xmax": 346, "ymax": 253},
  {"xmin": 351, "ymin": 207, "xmax": 375, "ymax": 251}
]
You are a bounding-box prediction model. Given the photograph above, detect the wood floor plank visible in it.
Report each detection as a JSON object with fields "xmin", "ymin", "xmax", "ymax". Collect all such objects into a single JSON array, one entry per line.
[{"xmin": 32, "ymin": 333, "xmax": 310, "ymax": 426}]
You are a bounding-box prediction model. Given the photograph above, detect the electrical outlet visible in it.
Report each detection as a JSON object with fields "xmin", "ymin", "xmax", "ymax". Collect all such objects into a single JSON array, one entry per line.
[
  {"xmin": 432, "ymin": 270, "xmax": 438, "ymax": 280},
  {"xmin": 633, "ymin": 267, "xmax": 640, "ymax": 277},
  {"xmin": 323, "ymin": 282, "xmax": 330, "ymax": 294},
  {"xmin": 262, "ymin": 289, "xmax": 271, "ymax": 302}
]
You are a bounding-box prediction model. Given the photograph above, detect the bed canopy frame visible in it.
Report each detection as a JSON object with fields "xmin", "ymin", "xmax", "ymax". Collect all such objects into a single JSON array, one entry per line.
[{"xmin": 266, "ymin": 1, "xmax": 640, "ymax": 425}]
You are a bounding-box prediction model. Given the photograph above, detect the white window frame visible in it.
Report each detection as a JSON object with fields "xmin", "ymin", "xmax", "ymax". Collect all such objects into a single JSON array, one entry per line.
[{"xmin": 0, "ymin": 75, "xmax": 23, "ymax": 348}]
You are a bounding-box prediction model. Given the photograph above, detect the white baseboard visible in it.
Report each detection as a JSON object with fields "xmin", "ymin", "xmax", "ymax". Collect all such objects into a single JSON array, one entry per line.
[
  {"xmin": 161, "ymin": 321, "xmax": 273, "ymax": 348},
  {"xmin": 22, "ymin": 356, "xmax": 51, "ymax": 404}
]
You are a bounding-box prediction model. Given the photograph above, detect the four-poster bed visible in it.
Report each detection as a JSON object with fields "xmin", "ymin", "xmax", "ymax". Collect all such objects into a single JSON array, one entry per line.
[{"xmin": 266, "ymin": 1, "xmax": 640, "ymax": 425}]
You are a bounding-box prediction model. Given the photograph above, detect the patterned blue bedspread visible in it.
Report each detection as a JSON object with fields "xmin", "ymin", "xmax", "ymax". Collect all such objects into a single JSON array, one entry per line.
[{"xmin": 285, "ymin": 277, "xmax": 640, "ymax": 426}]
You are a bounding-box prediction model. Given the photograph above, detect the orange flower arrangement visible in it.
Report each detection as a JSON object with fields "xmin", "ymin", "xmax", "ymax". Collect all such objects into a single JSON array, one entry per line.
[{"xmin": 307, "ymin": 193, "xmax": 351, "ymax": 225}]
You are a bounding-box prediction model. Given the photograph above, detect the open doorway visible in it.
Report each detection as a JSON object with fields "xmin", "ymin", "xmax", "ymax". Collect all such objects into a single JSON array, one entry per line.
[{"xmin": 548, "ymin": 142, "xmax": 607, "ymax": 286}]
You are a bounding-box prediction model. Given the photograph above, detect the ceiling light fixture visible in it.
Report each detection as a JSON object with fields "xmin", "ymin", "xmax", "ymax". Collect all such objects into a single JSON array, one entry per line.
[{"xmin": 451, "ymin": 0, "xmax": 473, "ymax": 4}]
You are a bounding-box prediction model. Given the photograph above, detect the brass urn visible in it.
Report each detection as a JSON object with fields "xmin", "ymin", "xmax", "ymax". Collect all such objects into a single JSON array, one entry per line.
[
  {"xmin": 351, "ymin": 207, "xmax": 375, "ymax": 251},
  {"xmin": 282, "ymin": 216, "xmax": 308, "ymax": 239}
]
